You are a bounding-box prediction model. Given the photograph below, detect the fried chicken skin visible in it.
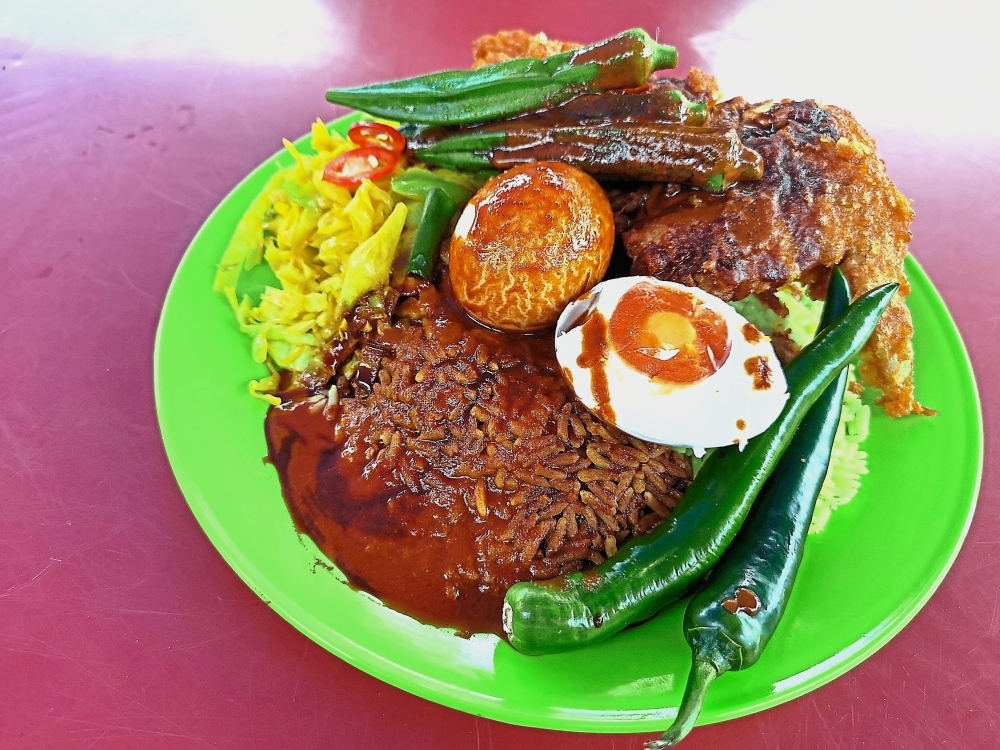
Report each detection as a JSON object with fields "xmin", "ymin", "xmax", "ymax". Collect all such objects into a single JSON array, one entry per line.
[
  {"xmin": 471, "ymin": 30, "xmax": 580, "ymax": 68},
  {"xmin": 618, "ymin": 100, "xmax": 930, "ymax": 416}
]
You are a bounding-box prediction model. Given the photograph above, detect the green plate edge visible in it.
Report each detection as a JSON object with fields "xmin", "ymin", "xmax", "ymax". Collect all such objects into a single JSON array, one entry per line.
[{"xmin": 154, "ymin": 115, "xmax": 984, "ymax": 733}]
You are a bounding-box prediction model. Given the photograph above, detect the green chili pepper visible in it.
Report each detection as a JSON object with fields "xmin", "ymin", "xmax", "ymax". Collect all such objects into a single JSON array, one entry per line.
[
  {"xmin": 390, "ymin": 167, "xmax": 484, "ymax": 206},
  {"xmin": 415, "ymin": 124, "xmax": 763, "ymax": 191},
  {"xmin": 647, "ymin": 269, "xmax": 853, "ymax": 748},
  {"xmin": 405, "ymin": 187, "xmax": 459, "ymax": 279},
  {"xmin": 325, "ymin": 29, "xmax": 677, "ymax": 126},
  {"xmin": 502, "ymin": 280, "xmax": 898, "ymax": 655}
]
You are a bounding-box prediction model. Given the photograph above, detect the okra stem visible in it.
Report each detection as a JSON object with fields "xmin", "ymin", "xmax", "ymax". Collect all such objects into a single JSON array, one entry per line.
[{"xmin": 646, "ymin": 660, "xmax": 718, "ymax": 749}]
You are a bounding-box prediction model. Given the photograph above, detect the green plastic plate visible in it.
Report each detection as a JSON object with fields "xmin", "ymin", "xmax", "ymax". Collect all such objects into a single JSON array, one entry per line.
[{"xmin": 154, "ymin": 116, "xmax": 983, "ymax": 732}]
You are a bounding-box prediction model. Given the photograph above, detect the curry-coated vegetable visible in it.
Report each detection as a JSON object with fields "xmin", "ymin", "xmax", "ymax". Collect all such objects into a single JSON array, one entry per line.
[
  {"xmin": 325, "ymin": 29, "xmax": 677, "ymax": 126},
  {"xmin": 405, "ymin": 187, "xmax": 459, "ymax": 279},
  {"xmin": 415, "ymin": 124, "xmax": 763, "ymax": 191},
  {"xmin": 401, "ymin": 84, "xmax": 711, "ymax": 153},
  {"xmin": 646, "ymin": 269, "xmax": 852, "ymax": 749},
  {"xmin": 502, "ymin": 280, "xmax": 898, "ymax": 655}
]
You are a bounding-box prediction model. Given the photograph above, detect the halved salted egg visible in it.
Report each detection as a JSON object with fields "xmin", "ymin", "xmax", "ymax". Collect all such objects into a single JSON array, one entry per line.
[{"xmin": 554, "ymin": 276, "xmax": 788, "ymax": 454}]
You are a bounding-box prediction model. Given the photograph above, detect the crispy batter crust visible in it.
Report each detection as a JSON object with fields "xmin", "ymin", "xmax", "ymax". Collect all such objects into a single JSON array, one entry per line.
[
  {"xmin": 621, "ymin": 99, "xmax": 930, "ymax": 416},
  {"xmin": 471, "ymin": 30, "xmax": 579, "ymax": 68},
  {"xmin": 682, "ymin": 67, "xmax": 722, "ymax": 109}
]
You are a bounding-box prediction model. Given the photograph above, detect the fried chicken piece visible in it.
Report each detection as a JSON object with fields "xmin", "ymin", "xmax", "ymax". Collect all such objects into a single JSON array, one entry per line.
[
  {"xmin": 678, "ymin": 67, "xmax": 722, "ymax": 109},
  {"xmin": 471, "ymin": 30, "xmax": 579, "ymax": 68},
  {"xmin": 622, "ymin": 99, "xmax": 931, "ymax": 416}
]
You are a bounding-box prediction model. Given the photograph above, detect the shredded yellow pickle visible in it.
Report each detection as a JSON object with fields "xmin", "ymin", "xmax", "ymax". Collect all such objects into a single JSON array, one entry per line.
[{"xmin": 214, "ymin": 119, "xmax": 407, "ymax": 401}]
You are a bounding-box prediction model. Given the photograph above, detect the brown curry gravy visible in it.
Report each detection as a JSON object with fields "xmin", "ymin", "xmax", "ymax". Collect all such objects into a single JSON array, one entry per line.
[
  {"xmin": 264, "ymin": 282, "xmax": 664, "ymax": 636},
  {"xmin": 267, "ymin": 396, "xmax": 512, "ymax": 635},
  {"xmin": 575, "ymin": 310, "xmax": 616, "ymax": 424}
]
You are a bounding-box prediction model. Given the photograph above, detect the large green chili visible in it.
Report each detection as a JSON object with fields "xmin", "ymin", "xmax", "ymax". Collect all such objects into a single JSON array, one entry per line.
[
  {"xmin": 646, "ymin": 268, "xmax": 853, "ymax": 748},
  {"xmin": 502, "ymin": 280, "xmax": 897, "ymax": 655}
]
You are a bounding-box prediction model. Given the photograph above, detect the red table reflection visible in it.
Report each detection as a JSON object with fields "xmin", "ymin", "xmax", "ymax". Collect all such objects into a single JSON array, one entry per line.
[{"xmin": 2, "ymin": 1, "xmax": 997, "ymax": 748}]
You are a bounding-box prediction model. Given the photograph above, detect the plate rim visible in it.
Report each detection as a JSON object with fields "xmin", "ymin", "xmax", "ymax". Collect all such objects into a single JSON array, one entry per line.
[{"xmin": 153, "ymin": 117, "xmax": 985, "ymax": 733}]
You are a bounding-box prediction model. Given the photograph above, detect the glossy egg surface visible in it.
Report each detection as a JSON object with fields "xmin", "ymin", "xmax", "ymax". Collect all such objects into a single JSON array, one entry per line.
[
  {"xmin": 449, "ymin": 162, "xmax": 614, "ymax": 332},
  {"xmin": 555, "ymin": 276, "xmax": 789, "ymax": 453}
]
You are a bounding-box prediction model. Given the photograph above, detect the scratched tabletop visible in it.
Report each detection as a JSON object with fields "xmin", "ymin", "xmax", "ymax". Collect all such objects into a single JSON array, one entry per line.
[{"xmin": 2, "ymin": 1, "xmax": 998, "ymax": 747}]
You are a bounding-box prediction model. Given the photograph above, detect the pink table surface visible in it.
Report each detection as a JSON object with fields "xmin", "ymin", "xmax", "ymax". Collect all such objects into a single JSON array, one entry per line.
[{"xmin": 2, "ymin": 1, "xmax": 997, "ymax": 747}]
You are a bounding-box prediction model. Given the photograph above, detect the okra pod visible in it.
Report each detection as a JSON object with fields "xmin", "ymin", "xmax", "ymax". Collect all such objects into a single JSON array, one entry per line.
[
  {"xmin": 416, "ymin": 124, "xmax": 763, "ymax": 192},
  {"xmin": 326, "ymin": 29, "xmax": 677, "ymax": 126}
]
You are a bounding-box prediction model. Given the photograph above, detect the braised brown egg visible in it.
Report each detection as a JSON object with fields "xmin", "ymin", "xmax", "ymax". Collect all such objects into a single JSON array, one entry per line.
[{"xmin": 448, "ymin": 161, "xmax": 615, "ymax": 332}]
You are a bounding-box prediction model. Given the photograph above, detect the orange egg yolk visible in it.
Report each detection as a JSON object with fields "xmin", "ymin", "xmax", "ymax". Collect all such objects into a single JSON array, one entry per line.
[{"xmin": 609, "ymin": 282, "xmax": 731, "ymax": 384}]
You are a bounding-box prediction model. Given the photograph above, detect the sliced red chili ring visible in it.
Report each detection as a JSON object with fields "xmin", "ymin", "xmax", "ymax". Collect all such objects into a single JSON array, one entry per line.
[
  {"xmin": 348, "ymin": 121, "xmax": 406, "ymax": 153},
  {"xmin": 322, "ymin": 146, "xmax": 400, "ymax": 189}
]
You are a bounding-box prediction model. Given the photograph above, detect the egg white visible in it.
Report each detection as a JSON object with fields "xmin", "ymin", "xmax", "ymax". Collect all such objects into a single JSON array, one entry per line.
[{"xmin": 554, "ymin": 276, "xmax": 788, "ymax": 454}]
